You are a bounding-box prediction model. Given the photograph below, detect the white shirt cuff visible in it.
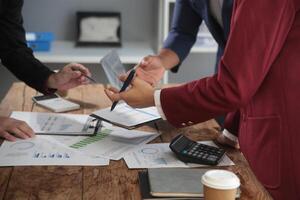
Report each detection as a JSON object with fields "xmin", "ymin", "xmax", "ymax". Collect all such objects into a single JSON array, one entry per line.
[
  {"xmin": 222, "ymin": 129, "xmax": 238, "ymax": 143},
  {"xmin": 154, "ymin": 90, "xmax": 167, "ymax": 120}
]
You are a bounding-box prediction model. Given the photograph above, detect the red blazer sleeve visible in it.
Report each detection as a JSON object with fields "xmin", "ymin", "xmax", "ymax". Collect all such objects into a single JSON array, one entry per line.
[{"xmin": 160, "ymin": 0, "xmax": 295, "ymax": 127}]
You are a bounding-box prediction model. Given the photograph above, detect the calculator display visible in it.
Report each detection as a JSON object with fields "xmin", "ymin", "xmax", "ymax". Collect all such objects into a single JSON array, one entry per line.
[{"xmin": 170, "ymin": 134, "xmax": 193, "ymax": 152}]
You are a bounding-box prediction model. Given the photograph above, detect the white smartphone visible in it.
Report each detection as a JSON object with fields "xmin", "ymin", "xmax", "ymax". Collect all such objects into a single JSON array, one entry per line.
[{"xmin": 32, "ymin": 94, "xmax": 80, "ymax": 113}]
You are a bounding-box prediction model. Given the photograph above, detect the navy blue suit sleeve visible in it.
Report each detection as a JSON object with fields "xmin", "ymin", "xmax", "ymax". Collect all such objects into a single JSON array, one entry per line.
[
  {"xmin": 163, "ymin": 0, "xmax": 202, "ymax": 71},
  {"xmin": 0, "ymin": 0, "xmax": 54, "ymax": 94}
]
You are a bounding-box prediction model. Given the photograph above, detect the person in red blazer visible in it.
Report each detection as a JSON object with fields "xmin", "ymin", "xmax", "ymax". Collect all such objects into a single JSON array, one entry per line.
[{"xmin": 106, "ymin": 0, "xmax": 300, "ymax": 199}]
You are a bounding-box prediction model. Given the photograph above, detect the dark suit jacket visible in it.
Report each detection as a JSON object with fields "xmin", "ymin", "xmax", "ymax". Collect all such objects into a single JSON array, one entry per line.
[
  {"xmin": 163, "ymin": 0, "xmax": 233, "ymax": 72},
  {"xmin": 163, "ymin": 0, "xmax": 240, "ymax": 135},
  {"xmin": 0, "ymin": 0, "xmax": 53, "ymax": 93},
  {"xmin": 161, "ymin": 0, "xmax": 300, "ymax": 198}
]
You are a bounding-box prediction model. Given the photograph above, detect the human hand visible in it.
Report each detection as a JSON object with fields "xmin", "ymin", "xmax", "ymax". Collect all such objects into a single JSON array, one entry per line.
[
  {"xmin": 161, "ymin": 83, "xmax": 184, "ymax": 89},
  {"xmin": 0, "ymin": 117, "xmax": 35, "ymax": 141},
  {"xmin": 136, "ymin": 55, "xmax": 166, "ymax": 86},
  {"xmin": 105, "ymin": 75, "xmax": 155, "ymax": 108},
  {"xmin": 216, "ymin": 134, "xmax": 240, "ymax": 149},
  {"xmin": 46, "ymin": 63, "xmax": 92, "ymax": 91}
]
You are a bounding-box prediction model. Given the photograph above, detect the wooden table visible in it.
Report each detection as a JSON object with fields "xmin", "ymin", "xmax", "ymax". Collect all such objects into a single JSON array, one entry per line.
[{"xmin": 0, "ymin": 83, "xmax": 272, "ymax": 200}]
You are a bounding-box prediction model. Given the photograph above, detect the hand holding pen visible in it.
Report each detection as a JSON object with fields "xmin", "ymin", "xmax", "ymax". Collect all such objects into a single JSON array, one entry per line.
[
  {"xmin": 110, "ymin": 67, "xmax": 137, "ymax": 111},
  {"xmin": 71, "ymin": 66, "xmax": 98, "ymax": 84},
  {"xmin": 105, "ymin": 66, "xmax": 156, "ymax": 110},
  {"xmin": 47, "ymin": 63, "xmax": 92, "ymax": 91}
]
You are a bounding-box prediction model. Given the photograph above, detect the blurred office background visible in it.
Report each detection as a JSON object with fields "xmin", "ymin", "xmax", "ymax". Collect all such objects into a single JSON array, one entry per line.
[{"xmin": 0, "ymin": 0, "xmax": 217, "ymax": 100}]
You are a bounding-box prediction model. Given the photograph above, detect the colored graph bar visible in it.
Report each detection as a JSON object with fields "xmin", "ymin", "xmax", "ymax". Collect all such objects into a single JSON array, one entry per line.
[{"xmin": 70, "ymin": 129, "xmax": 111, "ymax": 149}]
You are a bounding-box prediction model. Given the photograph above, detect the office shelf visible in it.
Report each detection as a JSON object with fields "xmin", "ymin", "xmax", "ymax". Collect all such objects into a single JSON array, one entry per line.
[{"xmin": 33, "ymin": 40, "xmax": 154, "ymax": 64}]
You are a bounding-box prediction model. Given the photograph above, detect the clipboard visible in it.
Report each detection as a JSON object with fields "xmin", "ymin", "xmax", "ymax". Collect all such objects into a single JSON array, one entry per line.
[
  {"xmin": 91, "ymin": 103, "xmax": 161, "ymax": 129},
  {"xmin": 35, "ymin": 118, "xmax": 102, "ymax": 136},
  {"xmin": 90, "ymin": 114, "xmax": 159, "ymax": 130},
  {"xmin": 10, "ymin": 111, "xmax": 103, "ymax": 136}
]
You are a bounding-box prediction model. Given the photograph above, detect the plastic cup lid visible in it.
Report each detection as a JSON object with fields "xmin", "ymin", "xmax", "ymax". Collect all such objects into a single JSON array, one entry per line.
[{"xmin": 201, "ymin": 170, "xmax": 240, "ymax": 190}]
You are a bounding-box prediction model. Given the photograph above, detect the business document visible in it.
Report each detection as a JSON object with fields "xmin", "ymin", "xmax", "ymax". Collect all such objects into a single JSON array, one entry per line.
[
  {"xmin": 0, "ymin": 136, "xmax": 109, "ymax": 166},
  {"xmin": 10, "ymin": 111, "xmax": 98, "ymax": 135},
  {"xmin": 58, "ymin": 126, "xmax": 160, "ymax": 160},
  {"xmin": 92, "ymin": 103, "xmax": 161, "ymax": 129}
]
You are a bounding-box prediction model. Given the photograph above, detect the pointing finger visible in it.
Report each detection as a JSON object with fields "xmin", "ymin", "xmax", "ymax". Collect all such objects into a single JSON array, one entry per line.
[
  {"xmin": 119, "ymin": 74, "xmax": 128, "ymax": 82},
  {"xmin": 106, "ymin": 86, "xmax": 119, "ymax": 93},
  {"xmin": 1, "ymin": 131, "xmax": 17, "ymax": 142},
  {"xmin": 140, "ymin": 56, "xmax": 153, "ymax": 66},
  {"xmin": 18, "ymin": 122, "xmax": 35, "ymax": 138},
  {"xmin": 69, "ymin": 63, "xmax": 91, "ymax": 76},
  {"xmin": 105, "ymin": 89, "xmax": 122, "ymax": 102}
]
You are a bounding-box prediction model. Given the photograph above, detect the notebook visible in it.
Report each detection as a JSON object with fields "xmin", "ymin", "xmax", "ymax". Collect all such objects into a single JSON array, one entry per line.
[
  {"xmin": 138, "ymin": 170, "xmax": 204, "ymax": 200},
  {"xmin": 147, "ymin": 168, "xmax": 241, "ymax": 198}
]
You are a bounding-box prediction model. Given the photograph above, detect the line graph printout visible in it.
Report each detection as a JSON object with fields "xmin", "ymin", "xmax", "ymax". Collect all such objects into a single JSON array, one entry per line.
[
  {"xmin": 10, "ymin": 111, "xmax": 96, "ymax": 135},
  {"xmin": 92, "ymin": 103, "xmax": 161, "ymax": 128},
  {"xmin": 124, "ymin": 142, "xmax": 235, "ymax": 169},
  {"xmin": 0, "ymin": 136, "xmax": 109, "ymax": 166}
]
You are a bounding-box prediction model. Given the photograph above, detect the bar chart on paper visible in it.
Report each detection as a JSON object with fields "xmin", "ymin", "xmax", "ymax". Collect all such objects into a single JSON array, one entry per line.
[
  {"xmin": 70, "ymin": 129, "xmax": 111, "ymax": 149},
  {"xmin": 67, "ymin": 128, "xmax": 160, "ymax": 160}
]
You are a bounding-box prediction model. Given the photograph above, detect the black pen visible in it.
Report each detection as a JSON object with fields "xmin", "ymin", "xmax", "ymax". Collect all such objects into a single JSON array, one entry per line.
[
  {"xmin": 83, "ymin": 74, "xmax": 98, "ymax": 84},
  {"xmin": 110, "ymin": 68, "xmax": 136, "ymax": 111},
  {"xmin": 72, "ymin": 69, "xmax": 98, "ymax": 83}
]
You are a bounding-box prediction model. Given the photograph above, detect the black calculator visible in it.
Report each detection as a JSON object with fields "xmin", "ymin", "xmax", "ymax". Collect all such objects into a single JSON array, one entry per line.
[{"xmin": 169, "ymin": 134, "xmax": 226, "ymax": 165}]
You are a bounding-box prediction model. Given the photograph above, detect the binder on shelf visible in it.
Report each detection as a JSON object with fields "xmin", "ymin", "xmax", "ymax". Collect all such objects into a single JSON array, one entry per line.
[
  {"xmin": 26, "ymin": 32, "xmax": 55, "ymax": 52},
  {"xmin": 27, "ymin": 41, "xmax": 51, "ymax": 52},
  {"xmin": 26, "ymin": 32, "xmax": 54, "ymax": 42}
]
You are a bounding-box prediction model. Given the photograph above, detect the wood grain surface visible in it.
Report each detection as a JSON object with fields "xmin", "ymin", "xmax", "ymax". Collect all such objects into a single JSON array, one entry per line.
[{"xmin": 0, "ymin": 83, "xmax": 273, "ymax": 200}]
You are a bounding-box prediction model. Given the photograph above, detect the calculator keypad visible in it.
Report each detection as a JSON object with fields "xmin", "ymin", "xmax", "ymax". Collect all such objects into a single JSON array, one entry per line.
[
  {"xmin": 181, "ymin": 143, "xmax": 225, "ymax": 165},
  {"xmin": 169, "ymin": 134, "xmax": 226, "ymax": 166}
]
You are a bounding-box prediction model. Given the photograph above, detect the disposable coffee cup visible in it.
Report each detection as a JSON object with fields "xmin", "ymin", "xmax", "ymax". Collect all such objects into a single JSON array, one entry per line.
[{"xmin": 201, "ymin": 170, "xmax": 240, "ymax": 200}]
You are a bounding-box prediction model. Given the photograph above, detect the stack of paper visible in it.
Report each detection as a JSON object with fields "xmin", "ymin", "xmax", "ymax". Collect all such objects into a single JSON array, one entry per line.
[
  {"xmin": 0, "ymin": 111, "xmax": 160, "ymax": 166},
  {"xmin": 1, "ymin": 111, "xmax": 234, "ymax": 169}
]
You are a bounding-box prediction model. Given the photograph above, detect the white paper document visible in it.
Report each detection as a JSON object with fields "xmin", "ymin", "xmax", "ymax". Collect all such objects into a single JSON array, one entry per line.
[
  {"xmin": 107, "ymin": 126, "xmax": 159, "ymax": 139},
  {"xmin": 0, "ymin": 136, "xmax": 109, "ymax": 166},
  {"xmin": 60, "ymin": 127, "xmax": 160, "ymax": 160},
  {"xmin": 10, "ymin": 111, "xmax": 98, "ymax": 135},
  {"xmin": 124, "ymin": 141, "xmax": 235, "ymax": 169},
  {"xmin": 92, "ymin": 103, "xmax": 161, "ymax": 129}
]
